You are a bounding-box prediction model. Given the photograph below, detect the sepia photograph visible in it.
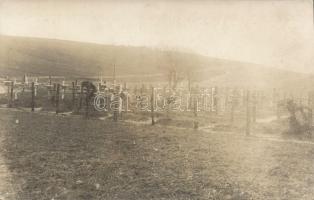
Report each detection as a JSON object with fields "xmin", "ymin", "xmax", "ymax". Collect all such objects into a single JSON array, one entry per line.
[{"xmin": 0, "ymin": 0, "xmax": 314, "ymax": 199}]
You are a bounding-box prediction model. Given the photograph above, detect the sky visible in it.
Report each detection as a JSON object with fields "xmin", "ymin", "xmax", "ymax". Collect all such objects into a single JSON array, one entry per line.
[{"xmin": 0, "ymin": 0, "xmax": 313, "ymax": 73}]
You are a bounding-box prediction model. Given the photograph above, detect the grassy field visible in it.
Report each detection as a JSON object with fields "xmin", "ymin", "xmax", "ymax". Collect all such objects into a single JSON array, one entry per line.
[{"xmin": 0, "ymin": 109, "xmax": 314, "ymax": 200}]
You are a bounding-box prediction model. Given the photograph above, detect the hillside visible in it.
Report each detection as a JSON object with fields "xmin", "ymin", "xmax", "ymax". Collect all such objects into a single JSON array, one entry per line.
[
  {"xmin": 0, "ymin": 35, "xmax": 215, "ymax": 77},
  {"xmin": 0, "ymin": 35, "xmax": 313, "ymax": 90}
]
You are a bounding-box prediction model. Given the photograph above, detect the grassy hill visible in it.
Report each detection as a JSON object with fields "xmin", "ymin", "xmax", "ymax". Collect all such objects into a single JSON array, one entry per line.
[{"xmin": 0, "ymin": 35, "xmax": 313, "ymax": 90}]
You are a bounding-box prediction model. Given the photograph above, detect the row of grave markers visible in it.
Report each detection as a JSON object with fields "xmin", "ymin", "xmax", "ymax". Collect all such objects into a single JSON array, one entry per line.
[
  {"xmin": 5, "ymin": 80, "xmax": 314, "ymax": 112},
  {"xmin": 3, "ymin": 79, "xmax": 314, "ymax": 135}
]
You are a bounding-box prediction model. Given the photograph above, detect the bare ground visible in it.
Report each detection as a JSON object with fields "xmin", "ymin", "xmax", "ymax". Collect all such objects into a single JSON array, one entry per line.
[{"xmin": 0, "ymin": 109, "xmax": 314, "ymax": 199}]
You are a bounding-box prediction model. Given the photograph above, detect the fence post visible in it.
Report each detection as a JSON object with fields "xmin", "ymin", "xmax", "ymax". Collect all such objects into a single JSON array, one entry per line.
[
  {"xmin": 31, "ymin": 82, "xmax": 35, "ymax": 112},
  {"xmin": 151, "ymin": 86, "xmax": 155, "ymax": 125},
  {"xmin": 49, "ymin": 76, "xmax": 52, "ymax": 86},
  {"xmin": 7, "ymin": 84, "xmax": 10, "ymax": 105},
  {"xmin": 34, "ymin": 83, "xmax": 37, "ymax": 97},
  {"xmin": 246, "ymin": 90, "xmax": 251, "ymax": 136},
  {"xmin": 61, "ymin": 81, "xmax": 65, "ymax": 100},
  {"xmin": 52, "ymin": 83, "xmax": 56, "ymax": 103},
  {"xmin": 113, "ymin": 94, "xmax": 118, "ymax": 122},
  {"xmin": 193, "ymin": 96, "xmax": 199, "ymax": 129},
  {"xmin": 214, "ymin": 87, "xmax": 219, "ymax": 115},
  {"xmin": 126, "ymin": 93, "xmax": 129, "ymax": 112},
  {"xmin": 72, "ymin": 81, "xmax": 76, "ymax": 110},
  {"xmin": 79, "ymin": 84, "xmax": 83, "ymax": 110},
  {"xmin": 85, "ymin": 84, "xmax": 90, "ymax": 118},
  {"xmin": 47, "ymin": 85, "xmax": 51, "ymax": 100},
  {"xmin": 9, "ymin": 81, "xmax": 14, "ymax": 108},
  {"xmin": 56, "ymin": 83, "xmax": 60, "ymax": 114}
]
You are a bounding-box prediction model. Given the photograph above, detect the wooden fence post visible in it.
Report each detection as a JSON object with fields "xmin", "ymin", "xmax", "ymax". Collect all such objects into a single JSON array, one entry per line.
[
  {"xmin": 151, "ymin": 86, "xmax": 155, "ymax": 125},
  {"xmin": 97, "ymin": 82, "xmax": 100, "ymax": 92},
  {"xmin": 113, "ymin": 84, "xmax": 119, "ymax": 122},
  {"xmin": 47, "ymin": 85, "xmax": 51, "ymax": 100},
  {"xmin": 126, "ymin": 94, "xmax": 129, "ymax": 112},
  {"xmin": 51, "ymin": 83, "xmax": 56, "ymax": 103},
  {"xmin": 79, "ymin": 83, "xmax": 83, "ymax": 110},
  {"xmin": 193, "ymin": 96, "xmax": 199, "ymax": 129},
  {"xmin": 113, "ymin": 95, "xmax": 118, "ymax": 122},
  {"xmin": 72, "ymin": 81, "xmax": 76, "ymax": 110},
  {"xmin": 85, "ymin": 84, "xmax": 90, "ymax": 118},
  {"xmin": 31, "ymin": 82, "xmax": 35, "ymax": 112},
  {"xmin": 246, "ymin": 90, "xmax": 251, "ymax": 136},
  {"xmin": 214, "ymin": 87, "xmax": 219, "ymax": 115},
  {"xmin": 61, "ymin": 81, "xmax": 65, "ymax": 100},
  {"xmin": 7, "ymin": 84, "xmax": 10, "ymax": 105},
  {"xmin": 34, "ymin": 84, "xmax": 37, "ymax": 97},
  {"xmin": 56, "ymin": 83, "xmax": 60, "ymax": 114},
  {"xmin": 9, "ymin": 81, "xmax": 14, "ymax": 108}
]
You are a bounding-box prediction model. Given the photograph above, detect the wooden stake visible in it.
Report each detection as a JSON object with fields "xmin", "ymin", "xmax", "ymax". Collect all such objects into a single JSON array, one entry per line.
[
  {"xmin": 34, "ymin": 84, "xmax": 37, "ymax": 97},
  {"xmin": 56, "ymin": 83, "xmax": 60, "ymax": 114},
  {"xmin": 98, "ymin": 83, "xmax": 101, "ymax": 92},
  {"xmin": 52, "ymin": 83, "xmax": 56, "ymax": 103},
  {"xmin": 72, "ymin": 82, "xmax": 76, "ymax": 110},
  {"xmin": 49, "ymin": 75, "xmax": 52, "ymax": 85},
  {"xmin": 214, "ymin": 87, "xmax": 219, "ymax": 114},
  {"xmin": 31, "ymin": 82, "xmax": 35, "ymax": 112},
  {"xmin": 7, "ymin": 85, "xmax": 10, "ymax": 105},
  {"xmin": 47, "ymin": 86, "xmax": 51, "ymax": 100},
  {"xmin": 9, "ymin": 81, "xmax": 14, "ymax": 108},
  {"xmin": 151, "ymin": 86, "xmax": 155, "ymax": 125},
  {"xmin": 113, "ymin": 94, "xmax": 118, "ymax": 122},
  {"xmin": 79, "ymin": 84, "xmax": 83, "ymax": 110},
  {"xmin": 193, "ymin": 96, "xmax": 199, "ymax": 129},
  {"xmin": 126, "ymin": 94, "xmax": 129, "ymax": 112},
  {"xmin": 85, "ymin": 84, "xmax": 90, "ymax": 118},
  {"xmin": 113, "ymin": 84, "xmax": 118, "ymax": 122}
]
